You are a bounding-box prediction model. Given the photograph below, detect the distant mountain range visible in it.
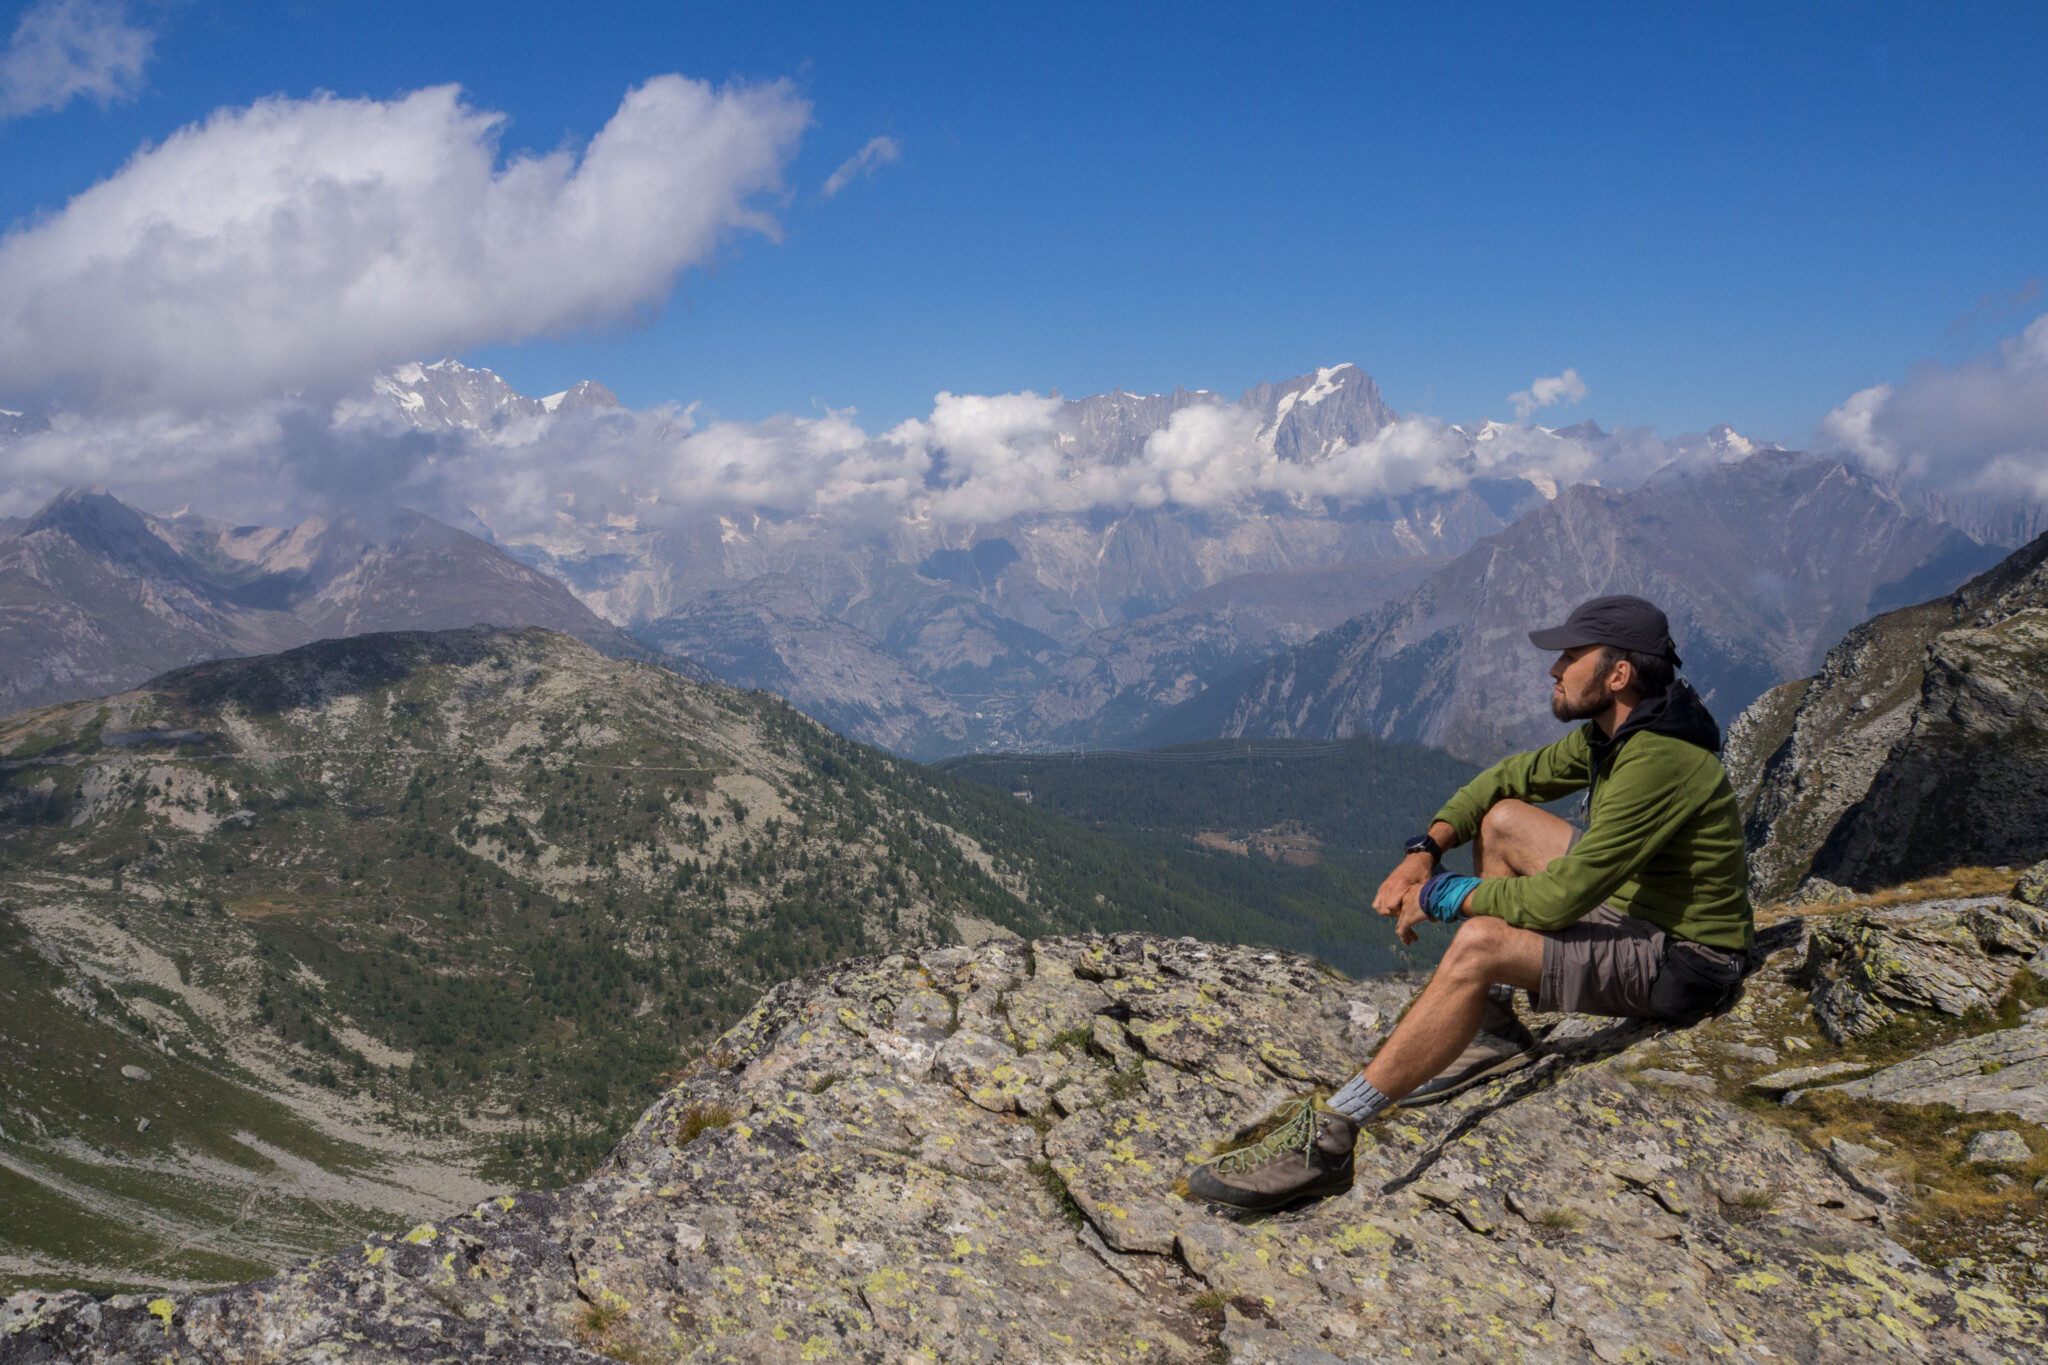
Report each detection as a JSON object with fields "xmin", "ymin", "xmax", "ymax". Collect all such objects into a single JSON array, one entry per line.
[
  {"xmin": 0, "ymin": 360, "xmax": 2026, "ymax": 761},
  {"xmin": 1145, "ymin": 452, "xmax": 2009, "ymax": 761},
  {"xmin": 0, "ymin": 487, "xmax": 649, "ymax": 715}
]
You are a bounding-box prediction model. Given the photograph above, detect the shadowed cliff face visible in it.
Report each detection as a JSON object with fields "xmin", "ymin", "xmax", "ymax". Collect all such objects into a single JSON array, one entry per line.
[
  {"xmin": 10, "ymin": 925, "xmax": 2042, "ymax": 1365},
  {"xmin": 1728, "ymin": 531, "xmax": 2048, "ymax": 900}
]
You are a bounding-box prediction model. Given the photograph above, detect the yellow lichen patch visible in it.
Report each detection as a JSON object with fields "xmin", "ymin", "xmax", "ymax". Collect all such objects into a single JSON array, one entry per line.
[
  {"xmin": 363, "ymin": 1244, "xmax": 386, "ymax": 1266},
  {"xmin": 402, "ymin": 1222, "xmax": 438, "ymax": 1244},
  {"xmin": 146, "ymin": 1299, "xmax": 175, "ymax": 1332}
]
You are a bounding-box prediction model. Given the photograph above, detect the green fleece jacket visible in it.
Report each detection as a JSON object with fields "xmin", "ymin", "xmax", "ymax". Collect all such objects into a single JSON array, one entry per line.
[{"xmin": 1432, "ymin": 722, "xmax": 1754, "ymax": 951}]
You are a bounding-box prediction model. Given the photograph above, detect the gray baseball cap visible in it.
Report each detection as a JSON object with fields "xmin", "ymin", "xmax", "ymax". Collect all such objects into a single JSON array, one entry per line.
[{"xmin": 1528, "ymin": 595, "xmax": 1682, "ymax": 667}]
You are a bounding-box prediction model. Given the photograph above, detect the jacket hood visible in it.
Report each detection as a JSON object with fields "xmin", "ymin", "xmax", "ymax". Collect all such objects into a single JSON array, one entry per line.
[{"xmin": 1592, "ymin": 678, "xmax": 1722, "ymax": 756}]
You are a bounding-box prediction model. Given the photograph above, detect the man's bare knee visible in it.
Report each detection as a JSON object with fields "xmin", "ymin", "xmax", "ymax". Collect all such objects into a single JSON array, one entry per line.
[
  {"xmin": 1440, "ymin": 915, "xmax": 1511, "ymax": 975},
  {"xmin": 1439, "ymin": 915, "xmax": 1543, "ymax": 992},
  {"xmin": 1478, "ymin": 800, "xmax": 1535, "ymax": 839}
]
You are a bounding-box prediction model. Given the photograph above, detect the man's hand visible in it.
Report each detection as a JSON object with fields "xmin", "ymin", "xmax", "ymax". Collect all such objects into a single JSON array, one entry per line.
[
  {"xmin": 1372, "ymin": 853, "xmax": 1434, "ymax": 918},
  {"xmin": 1394, "ymin": 879, "xmax": 1430, "ymax": 945}
]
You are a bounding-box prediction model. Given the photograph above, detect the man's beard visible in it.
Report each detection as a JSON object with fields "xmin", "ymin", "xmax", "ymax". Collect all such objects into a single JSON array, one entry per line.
[{"xmin": 1552, "ymin": 677, "xmax": 1614, "ymax": 723}]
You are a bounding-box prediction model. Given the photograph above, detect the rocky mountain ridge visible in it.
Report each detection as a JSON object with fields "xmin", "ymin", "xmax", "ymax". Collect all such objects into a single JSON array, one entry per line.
[
  {"xmin": 0, "ymin": 488, "xmax": 652, "ymax": 715},
  {"xmin": 1728, "ymin": 529, "xmax": 2048, "ymax": 900},
  {"xmin": 7, "ymin": 895, "xmax": 2045, "ymax": 1364}
]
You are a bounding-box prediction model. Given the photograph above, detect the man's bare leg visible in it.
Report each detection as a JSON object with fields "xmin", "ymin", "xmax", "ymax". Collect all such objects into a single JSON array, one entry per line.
[
  {"xmin": 1359, "ymin": 799, "xmax": 1577, "ymax": 1103},
  {"xmin": 1359, "ymin": 916, "xmax": 1544, "ymax": 1098}
]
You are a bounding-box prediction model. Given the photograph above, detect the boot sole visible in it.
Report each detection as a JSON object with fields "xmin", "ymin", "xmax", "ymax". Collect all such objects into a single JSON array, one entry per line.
[
  {"xmin": 1186, "ymin": 1166, "xmax": 1354, "ymax": 1213},
  {"xmin": 1399, "ymin": 1050, "xmax": 1537, "ymax": 1108}
]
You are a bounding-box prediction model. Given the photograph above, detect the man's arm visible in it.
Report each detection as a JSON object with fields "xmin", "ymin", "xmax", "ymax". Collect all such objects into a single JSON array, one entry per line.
[
  {"xmin": 1464, "ymin": 741, "xmax": 1716, "ymax": 932},
  {"xmin": 1373, "ymin": 730, "xmax": 1592, "ymax": 922}
]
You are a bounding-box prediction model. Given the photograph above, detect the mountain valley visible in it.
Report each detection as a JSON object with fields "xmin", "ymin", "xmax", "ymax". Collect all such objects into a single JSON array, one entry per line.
[{"xmin": 0, "ymin": 626, "xmax": 1442, "ymax": 1294}]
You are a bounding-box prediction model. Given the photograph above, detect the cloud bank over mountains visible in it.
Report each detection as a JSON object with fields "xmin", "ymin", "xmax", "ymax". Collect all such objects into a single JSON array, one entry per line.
[
  {"xmin": 1825, "ymin": 311, "xmax": 2048, "ymax": 502},
  {"xmin": 0, "ymin": 66, "xmax": 2043, "ymax": 533}
]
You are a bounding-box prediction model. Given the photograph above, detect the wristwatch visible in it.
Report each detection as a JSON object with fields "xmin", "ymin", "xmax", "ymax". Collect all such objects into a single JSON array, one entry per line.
[{"xmin": 1403, "ymin": 833, "xmax": 1442, "ymax": 860}]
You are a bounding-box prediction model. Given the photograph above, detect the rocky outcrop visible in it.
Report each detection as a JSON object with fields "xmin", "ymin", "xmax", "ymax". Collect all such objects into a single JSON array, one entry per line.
[
  {"xmin": 1803, "ymin": 896, "xmax": 2048, "ymax": 1040},
  {"xmin": 10, "ymin": 930, "xmax": 2040, "ymax": 1364},
  {"xmin": 1729, "ymin": 531, "xmax": 2048, "ymax": 899}
]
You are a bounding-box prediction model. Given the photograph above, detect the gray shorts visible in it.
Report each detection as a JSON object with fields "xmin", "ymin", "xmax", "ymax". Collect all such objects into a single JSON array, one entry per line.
[{"xmin": 1534, "ymin": 904, "xmax": 1667, "ymax": 1018}]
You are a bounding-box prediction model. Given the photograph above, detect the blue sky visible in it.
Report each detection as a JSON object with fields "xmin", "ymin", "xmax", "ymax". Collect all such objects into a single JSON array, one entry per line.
[{"xmin": 2, "ymin": 1, "xmax": 2044, "ymax": 446}]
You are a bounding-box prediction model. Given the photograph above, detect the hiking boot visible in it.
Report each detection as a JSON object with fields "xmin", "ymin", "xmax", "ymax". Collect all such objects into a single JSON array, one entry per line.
[
  {"xmin": 1402, "ymin": 987, "xmax": 1537, "ymax": 1108},
  {"xmin": 1185, "ymin": 1099, "xmax": 1358, "ymax": 1212}
]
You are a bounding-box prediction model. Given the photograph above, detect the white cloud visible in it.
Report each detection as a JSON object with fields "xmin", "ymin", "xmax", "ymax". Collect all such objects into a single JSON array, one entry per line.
[
  {"xmin": 0, "ymin": 0, "xmax": 152, "ymax": 119},
  {"xmin": 0, "ymin": 74, "xmax": 809, "ymax": 407},
  {"xmin": 1821, "ymin": 311, "xmax": 2048, "ymax": 499},
  {"xmin": 1507, "ymin": 368, "xmax": 1587, "ymax": 421},
  {"xmin": 820, "ymin": 134, "xmax": 900, "ymax": 198}
]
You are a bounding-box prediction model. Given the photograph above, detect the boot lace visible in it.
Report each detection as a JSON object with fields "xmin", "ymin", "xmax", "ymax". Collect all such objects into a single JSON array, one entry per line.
[{"xmin": 1208, "ymin": 1098, "xmax": 1318, "ymax": 1175}]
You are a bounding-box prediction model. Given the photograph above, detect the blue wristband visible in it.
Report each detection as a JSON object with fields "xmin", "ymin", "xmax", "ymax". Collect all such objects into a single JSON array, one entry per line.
[{"xmin": 1419, "ymin": 872, "xmax": 1481, "ymax": 922}]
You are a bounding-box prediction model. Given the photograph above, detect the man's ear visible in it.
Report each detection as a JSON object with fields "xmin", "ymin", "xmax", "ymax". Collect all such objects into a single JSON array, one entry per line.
[{"xmin": 1607, "ymin": 655, "xmax": 1640, "ymax": 698}]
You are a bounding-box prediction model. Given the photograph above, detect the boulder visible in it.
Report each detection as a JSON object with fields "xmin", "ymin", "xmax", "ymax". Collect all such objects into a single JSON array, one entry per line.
[
  {"xmin": 3, "ymin": 934, "xmax": 2035, "ymax": 1364},
  {"xmin": 2015, "ymin": 858, "xmax": 2048, "ymax": 908},
  {"xmin": 1965, "ymin": 1129, "xmax": 2034, "ymax": 1165},
  {"xmin": 1804, "ymin": 896, "xmax": 2048, "ymax": 1041}
]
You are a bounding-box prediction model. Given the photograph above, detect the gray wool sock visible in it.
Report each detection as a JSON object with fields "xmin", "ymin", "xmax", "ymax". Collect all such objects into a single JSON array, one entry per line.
[{"xmin": 1326, "ymin": 1071, "xmax": 1390, "ymax": 1124}]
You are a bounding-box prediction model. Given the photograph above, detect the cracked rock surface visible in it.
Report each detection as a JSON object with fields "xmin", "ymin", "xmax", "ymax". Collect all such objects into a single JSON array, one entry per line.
[
  {"xmin": 1805, "ymin": 896, "xmax": 2048, "ymax": 1041},
  {"xmin": 5, "ymin": 932, "xmax": 2043, "ymax": 1364}
]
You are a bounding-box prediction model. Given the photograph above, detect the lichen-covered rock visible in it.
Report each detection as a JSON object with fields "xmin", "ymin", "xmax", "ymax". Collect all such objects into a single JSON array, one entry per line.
[
  {"xmin": 1805, "ymin": 896, "xmax": 2048, "ymax": 1040},
  {"xmin": 2015, "ymin": 858, "xmax": 2048, "ymax": 908},
  {"xmin": 7, "ymin": 933, "xmax": 2044, "ymax": 1364},
  {"xmin": 1965, "ymin": 1130, "xmax": 2035, "ymax": 1165},
  {"xmin": 1787, "ymin": 876, "xmax": 1857, "ymax": 907}
]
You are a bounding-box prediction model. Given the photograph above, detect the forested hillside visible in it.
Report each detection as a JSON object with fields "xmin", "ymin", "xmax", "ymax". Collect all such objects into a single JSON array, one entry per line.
[{"xmin": 940, "ymin": 736, "xmax": 1480, "ymax": 975}]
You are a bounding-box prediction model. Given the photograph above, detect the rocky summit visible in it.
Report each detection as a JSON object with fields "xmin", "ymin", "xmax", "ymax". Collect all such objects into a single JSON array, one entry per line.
[{"xmin": 8, "ymin": 915, "xmax": 2045, "ymax": 1364}]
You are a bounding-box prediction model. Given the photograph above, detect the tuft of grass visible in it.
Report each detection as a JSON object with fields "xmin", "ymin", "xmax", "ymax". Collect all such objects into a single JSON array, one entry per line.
[
  {"xmin": 674, "ymin": 1103, "xmax": 735, "ymax": 1146},
  {"xmin": 1048, "ymin": 1024, "xmax": 1096, "ymax": 1056},
  {"xmin": 1029, "ymin": 1159, "xmax": 1086, "ymax": 1229},
  {"xmin": 1104, "ymin": 1065, "xmax": 1146, "ymax": 1102},
  {"xmin": 1720, "ymin": 1187, "xmax": 1777, "ymax": 1224},
  {"xmin": 1538, "ymin": 1207, "xmax": 1583, "ymax": 1233}
]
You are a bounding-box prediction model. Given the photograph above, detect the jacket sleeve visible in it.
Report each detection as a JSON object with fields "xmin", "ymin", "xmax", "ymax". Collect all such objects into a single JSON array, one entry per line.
[
  {"xmin": 1432, "ymin": 728, "xmax": 1594, "ymax": 845},
  {"xmin": 1463, "ymin": 740, "xmax": 1717, "ymax": 932}
]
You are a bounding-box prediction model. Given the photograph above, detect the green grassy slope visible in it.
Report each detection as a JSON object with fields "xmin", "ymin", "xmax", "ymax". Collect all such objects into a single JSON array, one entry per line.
[{"xmin": 937, "ymin": 737, "xmax": 1482, "ymax": 976}]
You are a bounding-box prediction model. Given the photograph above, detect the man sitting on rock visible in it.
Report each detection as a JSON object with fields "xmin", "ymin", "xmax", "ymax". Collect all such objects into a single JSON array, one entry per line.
[{"xmin": 1188, "ymin": 594, "xmax": 1755, "ymax": 1211}]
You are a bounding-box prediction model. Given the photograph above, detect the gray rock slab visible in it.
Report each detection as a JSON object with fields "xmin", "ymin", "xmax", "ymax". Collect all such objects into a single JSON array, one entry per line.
[
  {"xmin": 1966, "ymin": 1129, "xmax": 2034, "ymax": 1165},
  {"xmin": 1824, "ymin": 1024, "xmax": 2048, "ymax": 1123},
  {"xmin": 1805, "ymin": 897, "xmax": 2048, "ymax": 1041},
  {"xmin": 1632, "ymin": 1067, "xmax": 1716, "ymax": 1092},
  {"xmin": 1749, "ymin": 1060, "xmax": 1876, "ymax": 1094}
]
